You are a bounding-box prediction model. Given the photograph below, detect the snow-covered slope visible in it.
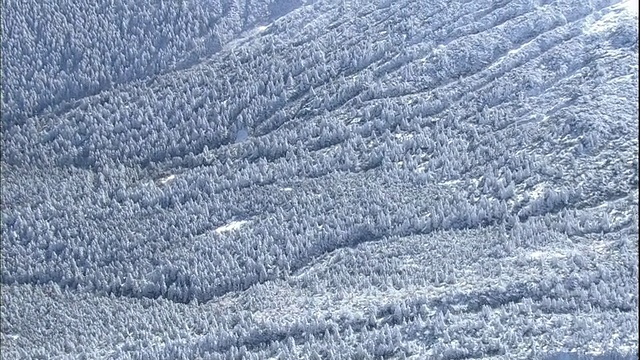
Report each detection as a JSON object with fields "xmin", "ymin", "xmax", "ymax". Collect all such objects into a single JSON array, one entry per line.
[{"xmin": 1, "ymin": 0, "xmax": 638, "ymax": 358}]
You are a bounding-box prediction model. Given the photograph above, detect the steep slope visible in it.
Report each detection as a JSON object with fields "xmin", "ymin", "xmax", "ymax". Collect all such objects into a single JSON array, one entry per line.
[
  {"xmin": 1, "ymin": 0, "xmax": 306, "ymax": 126},
  {"xmin": 1, "ymin": 0, "xmax": 638, "ymax": 358}
]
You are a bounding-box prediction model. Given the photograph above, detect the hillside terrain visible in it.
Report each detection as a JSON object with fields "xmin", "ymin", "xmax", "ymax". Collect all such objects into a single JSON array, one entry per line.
[{"xmin": 1, "ymin": 0, "xmax": 639, "ymax": 358}]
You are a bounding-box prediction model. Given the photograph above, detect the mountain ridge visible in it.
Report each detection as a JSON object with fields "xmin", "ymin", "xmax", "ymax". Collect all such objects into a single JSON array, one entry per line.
[{"xmin": 1, "ymin": 0, "xmax": 638, "ymax": 358}]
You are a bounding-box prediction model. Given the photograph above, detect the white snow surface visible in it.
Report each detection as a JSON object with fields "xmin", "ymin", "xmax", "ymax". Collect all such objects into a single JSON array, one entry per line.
[
  {"xmin": 1, "ymin": 0, "xmax": 637, "ymax": 358},
  {"xmin": 214, "ymin": 220, "xmax": 249, "ymax": 234}
]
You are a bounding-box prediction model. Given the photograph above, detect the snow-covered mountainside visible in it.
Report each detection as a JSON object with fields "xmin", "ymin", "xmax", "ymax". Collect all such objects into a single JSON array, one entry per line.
[{"xmin": 1, "ymin": 0, "xmax": 638, "ymax": 358}]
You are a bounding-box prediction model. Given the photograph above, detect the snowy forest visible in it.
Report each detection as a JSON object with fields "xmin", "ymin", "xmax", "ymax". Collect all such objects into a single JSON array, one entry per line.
[{"xmin": 1, "ymin": 0, "xmax": 638, "ymax": 358}]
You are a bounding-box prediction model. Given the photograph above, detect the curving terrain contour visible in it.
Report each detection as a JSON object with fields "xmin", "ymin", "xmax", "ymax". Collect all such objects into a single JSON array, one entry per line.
[{"xmin": 1, "ymin": 0, "xmax": 638, "ymax": 358}]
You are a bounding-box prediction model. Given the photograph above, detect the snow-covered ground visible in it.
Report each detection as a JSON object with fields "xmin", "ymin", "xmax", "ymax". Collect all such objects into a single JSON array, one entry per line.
[
  {"xmin": 1, "ymin": 0, "xmax": 637, "ymax": 358},
  {"xmin": 214, "ymin": 220, "xmax": 249, "ymax": 234}
]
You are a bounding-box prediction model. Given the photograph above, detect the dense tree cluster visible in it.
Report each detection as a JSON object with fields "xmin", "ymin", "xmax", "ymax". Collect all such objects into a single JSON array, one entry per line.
[
  {"xmin": 2, "ymin": 226, "xmax": 637, "ymax": 359},
  {"xmin": 1, "ymin": 0, "xmax": 305, "ymax": 127},
  {"xmin": 2, "ymin": 0, "xmax": 638, "ymax": 358}
]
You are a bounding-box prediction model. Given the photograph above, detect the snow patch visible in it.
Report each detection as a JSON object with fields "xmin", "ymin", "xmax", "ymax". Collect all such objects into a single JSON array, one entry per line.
[
  {"xmin": 393, "ymin": 132, "xmax": 414, "ymax": 141},
  {"xmin": 215, "ymin": 220, "xmax": 249, "ymax": 234},
  {"xmin": 157, "ymin": 174, "xmax": 176, "ymax": 185},
  {"xmin": 528, "ymin": 250, "xmax": 567, "ymax": 260},
  {"xmin": 618, "ymin": 0, "xmax": 638, "ymax": 15},
  {"xmin": 506, "ymin": 36, "xmax": 538, "ymax": 57},
  {"xmin": 432, "ymin": 44, "xmax": 446, "ymax": 55},
  {"xmin": 592, "ymin": 240, "xmax": 616, "ymax": 254},
  {"xmin": 439, "ymin": 179, "xmax": 461, "ymax": 186},
  {"xmin": 583, "ymin": 3, "xmax": 636, "ymax": 35},
  {"xmin": 528, "ymin": 183, "xmax": 546, "ymax": 201}
]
